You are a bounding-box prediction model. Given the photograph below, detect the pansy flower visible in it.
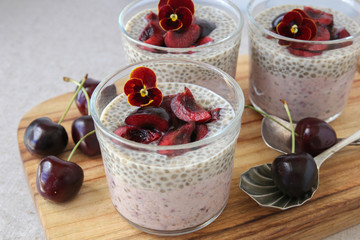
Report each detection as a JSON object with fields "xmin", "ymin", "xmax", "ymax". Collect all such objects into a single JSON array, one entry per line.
[
  {"xmin": 276, "ymin": 9, "xmax": 317, "ymax": 43},
  {"xmin": 124, "ymin": 67, "xmax": 163, "ymax": 107},
  {"xmin": 158, "ymin": 0, "xmax": 195, "ymax": 31}
]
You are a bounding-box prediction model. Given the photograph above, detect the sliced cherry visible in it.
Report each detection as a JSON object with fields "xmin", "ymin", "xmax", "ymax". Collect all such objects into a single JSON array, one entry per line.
[
  {"xmin": 139, "ymin": 19, "xmax": 166, "ymax": 47},
  {"xmin": 331, "ymin": 27, "xmax": 351, "ymax": 39},
  {"xmin": 164, "ymin": 24, "xmax": 201, "ymax": 48},
  {"xmin": 24, "ymin": 117, "xmax": 68, "ymax": 156},
  {"xmin": 295, "ymin": 117, "xmax": 337, "ymax": 157},
  {"xmin": 288, "ymin": 48, "xmax": 323, "ymax": 57},
  {"xmin": 139, "ymin": 22, "xmax": 155, "ymax": 42},
  {"xmin": 331, "ymin": 27, "xmax": 352, "ymax": 48},
  {"xmin": 144, "ymin": 11, "xmax": 158, "ymax": 22},
  {"xmin": 113, "ymin": 125, "xmax": 162, "ymax": 144},
  {"xmin": 170, "ymin": 87, "xmax": 211, "ymax": 123},
  {"xmin": 160, "ymin": 94, "xmax": 176, "ymax": 112},
  {"xmin": 307, "ymin": 23, "xmax": 330, "ymax": 51},
  {"xmin": 160, "ymin": 94, "xmax": 184, "ymax": 128},
  {"xmin": 71, "ymin": 115, "xmax": 100, "ymax": 156},
  {"xmin": 158, "ymin": 122, "xmax": 195, "ymax": 156},
  {"xmin": 209, "ymin": 108, "xmax": 222, "ymax": 122},
  {"xmin": 36, "ymin": 155, "xmax": 84, "ymax": 203},
  {"xmin": 195, "ymin": 19, "xmax": 216, "ymax": 38},
  {"xmin": 125, "ymin": 106, "xmax": 170, "ymax": 132},
  {"xmin": 195, "ymin": 36, "xmax": 214, "ymax": 46},
  {"xmin": 303, "ymin": 6, "xmax": 333, "ymax": 27},
  {"xmin": 272, "ymin": 152, "xmax": 318, "ymax": 197},
  {"xmin": 191, "ymin": 124, "xmax": 208, "ymax": 141}
]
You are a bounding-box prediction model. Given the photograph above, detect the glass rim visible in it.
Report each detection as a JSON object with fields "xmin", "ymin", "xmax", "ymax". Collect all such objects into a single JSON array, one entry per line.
[
  {"xmin": 246, "ymin": 0, "xmax": 360, "ymax": 45},
  {"xmin": 90, "ymin": 58, "xmax": 245, "ymax": 151},
  {"xmin": 118, "ymin": 0, "xmax": 244, "ymax": 53}
]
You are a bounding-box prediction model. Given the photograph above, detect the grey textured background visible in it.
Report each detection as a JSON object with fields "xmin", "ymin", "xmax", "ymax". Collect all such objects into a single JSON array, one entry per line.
[{"xmin": 1, "ymin": 0, "xmax": 359, "ymax": 239}]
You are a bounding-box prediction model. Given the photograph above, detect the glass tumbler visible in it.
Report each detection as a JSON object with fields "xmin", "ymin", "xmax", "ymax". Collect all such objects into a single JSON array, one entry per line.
[
  {"xmin": 119, "ymin": 0, "xmax": 243, "ymax": 78},
  {"xmin": 247, "ymin": 0, "xmax": 360, "ymax": 122},
  {"xmin": 90, "ymin": 58, "xmax": 245, "ymax": 235}
]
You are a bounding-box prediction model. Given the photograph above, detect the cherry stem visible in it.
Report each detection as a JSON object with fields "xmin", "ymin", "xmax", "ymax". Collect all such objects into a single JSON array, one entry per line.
[
  {"xmin": 280, "ymin": 99, "xmax": 295, "ymax": 153},
  {"xmin": 63, "ymin": 77, "xmax": 91, "ymax": 116},
  {"xmin": 58, "ymin": 74, "xmax": 88, "ymax": 125},
  {"xmin": 67, "ymin": 130, "xmax": 96, "ymax": 162},
  {"xmin": 244, "ymin": 104, "xmax": 297, "ymax": 135}
]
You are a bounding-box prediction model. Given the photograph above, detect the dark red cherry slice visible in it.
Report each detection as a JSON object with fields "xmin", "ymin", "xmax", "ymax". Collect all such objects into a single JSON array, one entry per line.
[
  {"xmin": 208, "ymin": 108, "xmax": 222, "ymax": 122},
  {"xmin": 125, "ymin": 106, "xmax": 170, "ymax": 132},
  {"xmin": 295, "ymin": 117, "xmax": 337, "ymax": 157},
  {"xmin": 331, "ymin": 27, "xmax": 352, "ymax": 48},
  {"xmin": 71, "ymin": 115, "xmax": 100, "ymax": 156},
  {"xmin": 288, "ymin": 48, "xmax": 323, "ymax": 57},
  {"xmin": 195, "ymin": 19, "xmax": 216, "ymax": 38},
  {"xmin": 191, "ymin": 124, "xmax": 208, "ymax": 141},
  {"xmin": 303, "ymin": 6, "xmax": 333, "ymax": 27},
  {"xmin": 272, "ymin": 152, "xmax": 318, "ymax": 197},
  {"xmin": 195, "ymin": 36, "xmax": 213, "ymax": 46},
  {"xmin": 160, "ymin": 94, "xmax": 184, "ymax": 128},
  {"xmin": 24, "ymin": 117, "xmax": 68, "ymax": 156},
  {"xmin": 158, "ymin": 122, "xmax": 195, "ymax": 156},
  {"xmin": 164, "ymin": 24, "xmax": 201, "ymax": 48},
  {"xmin": 114, "ymin": 125, "xmax": 161, "ymax": 144},
  {"xmin": 36, "ymin": 155, "xmax": 84, "ymax": 203},
  {"xmin": 139, "ymin": 20, "xmax": 166, "ymax": 47},
  {"xmin": 139, "ymin": 22, "xmax": 155, "ymax": 42},
  {"xmin": 145, "ymin": 11, "xmax": 158, "ymax": 22},
  {"xmin": 160, "ymin": 94, "xmax": 176, "ymax": 110},
  {"xmin": 332, "ymin": 27, "xmax": 351, "ymax": 39},
  {"xmin": 171, "ymin": 87, "xmax": 211, "ymax": 123}
]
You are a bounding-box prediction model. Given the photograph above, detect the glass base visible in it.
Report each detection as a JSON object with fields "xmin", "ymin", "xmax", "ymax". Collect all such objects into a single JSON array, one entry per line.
[
  {"xmin": 249, "ymin": 97, "xmax": 343, "ymax": 123},
  {"xmin": 115, "ymin": 201, "xmax": 228, "ymax": 236}
]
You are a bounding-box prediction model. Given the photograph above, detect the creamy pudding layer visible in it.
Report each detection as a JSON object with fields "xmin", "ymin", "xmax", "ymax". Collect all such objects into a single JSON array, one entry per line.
[
  {"xmin": 105, "ymin": 148, "xmax": 234, "ymax": 230},
  {"xmin": 249, "ymin": 5, "xmax": 360, "ymax": 122},
  {"xmin": 123, "ymin": 5, "xmax": 241, "ymax": 77},
  {"xmin": 98, "ymin": 82, "xmax": 237, "ymax": 231}
]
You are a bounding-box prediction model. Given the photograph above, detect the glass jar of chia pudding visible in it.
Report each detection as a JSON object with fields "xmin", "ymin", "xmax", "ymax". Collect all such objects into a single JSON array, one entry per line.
[
  {"xmin": 119, "ymin": 0, "xmax": 243, "ymax": 78},
  {"xmin": 90, "ymin": 58, "xmax": 244, "ymax": 235},
  {"xmin": 247, "ymin": 0, "xmax": 360, "ymax": 122}
]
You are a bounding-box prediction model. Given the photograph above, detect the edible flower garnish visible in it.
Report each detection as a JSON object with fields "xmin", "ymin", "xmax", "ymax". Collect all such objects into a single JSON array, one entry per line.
[
  {"xmin": 124, "ymin": 67, "xmax": 163, "ymax": 107},
  {"xmin": 276, "ymin": 9, "xmax": 317, "ymax": 42},
  {"xmin": 158, "ymin": 0, "xmax": 195, "ymax": 31}
]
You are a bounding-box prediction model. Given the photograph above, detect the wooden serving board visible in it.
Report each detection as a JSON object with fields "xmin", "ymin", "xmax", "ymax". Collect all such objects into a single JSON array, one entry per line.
[{"xmin": 18, "ymin": 55, "xmax": 360, "ymax": 240}]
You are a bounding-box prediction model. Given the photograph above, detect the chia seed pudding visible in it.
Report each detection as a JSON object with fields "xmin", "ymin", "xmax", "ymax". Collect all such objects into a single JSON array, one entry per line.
[
  {"xmin": 119, "ymin": 0, "xmax": 243, "ymax": 78},
  {"xmin": 96, "ymin": 81, "xmax": 241, "ymax": 234},
  {"xmin": 248, "ymin": 5, "xmax": 360, "ymax": 122}
]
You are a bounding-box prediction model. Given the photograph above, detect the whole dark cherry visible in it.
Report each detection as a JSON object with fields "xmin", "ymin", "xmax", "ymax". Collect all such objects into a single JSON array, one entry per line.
[
  {"xmin": 272, "ymin": 152, "xmax": 318, "ymax": 197},
  {"xmin": 24, "ymin": 117, "xmax": 68, "ymax": 156},
  {"xmin": 71, "ymin": 115, "xmax": 100, "ymax": 156},
  {"xmin": 271, "ymin": 100, "xmax": 318, "ymax": 198},
  {"xmin": 36, "ymin": 155, "xmax": 84, "ymax": 203},
  {"xmin": 295, "ymin": 117, "xmax": 337, "ymax": 157},
  {"xmin": 75, "ymin": 77, "xmax": 99, "ymax": 115}
]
